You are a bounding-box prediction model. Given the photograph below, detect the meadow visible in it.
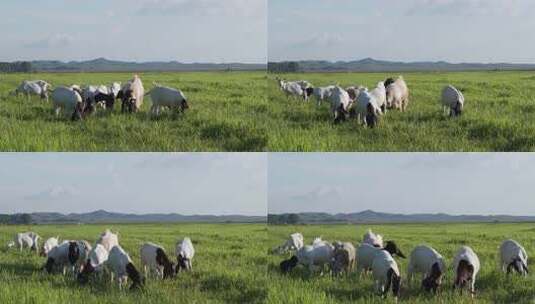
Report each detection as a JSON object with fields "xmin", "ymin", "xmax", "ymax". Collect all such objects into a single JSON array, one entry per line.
[
  {"xmin": 268, "ymin": 71, "xmax": 535, "ymax": 151},
  {"xmin": 0, "ymin": 72, "xmax": 268, "ymax": 151},
  {"xmin": 0, "ymin": 223, "xmax": 267, "ymax": 304},
  {"xmin": 267, "ymin": 223, "xmax": 535, "ymax": 303}
]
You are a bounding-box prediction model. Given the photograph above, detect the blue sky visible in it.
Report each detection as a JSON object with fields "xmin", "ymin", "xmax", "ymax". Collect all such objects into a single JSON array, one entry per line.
[
  {"xmin": 269, "ymin": 153, "xmax": 535, "ymax": 216},
  {"xmin": 269, "ymin": 0, "xmax": 535, "ymax": 63},
  {"xmin": 0, "ymin": 0, "xmax": 266, "ymax": 63},
  {"xmin": 0, "ymin": 153, "xmax": 266, "ymax": 215}
]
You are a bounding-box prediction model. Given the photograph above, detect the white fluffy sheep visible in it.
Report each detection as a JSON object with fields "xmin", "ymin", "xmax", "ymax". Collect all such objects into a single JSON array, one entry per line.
[
  {"xmin": 499, "ymin": 239, "xmax": 528, "ymax": 275},
  {"xmin": 140, "ymin": 242, "xmax": 175, "ymax": 279},
  {"xmin": 407, "ymin": 245, "xmax": 446, "ymax": 292},
  {"xmin": 148, "ymin": 86, "xmax": 189, "ymax": 116},
  {"xmin": 41, "ymin": 237, "xmax": 59, "ymax": 257},
  {"xmin": 328, "ymin": 86, "xmax": 352, "ymax": 123},
  {"xmin": 332, "ymin": 241, "xmax": 356, "ymax": 276},
  {"xmin": 355, "ymin": 90, "xmax": 383, "ymax": 128},
  {"xmin": 296, "ymin": 240, "xmax": 334, "ymax": 274},
  {"xmin": 453, "ymin": 246, "xmax": 480, "ymax": 296},
  {"xmin": 50, "ymin": 86, "xmax": 84, "ymax": 120},
  {"xmin": 176, "ymin": 237, "xmax": 195, "ymax": 272},
  {"xmin": 363, "ymin": 229, "xmax": 383, "ymax": 248},
  {"xmin": 386, "ymin": 76, "xmax": 409, "ymax": 111},
  {"xmin": 107, "ymin": 245, "xmax": 144, "ymax": 289},
  {"xmin": 441, "ymin": 85, "xmax": 464, "ymax": 117},
  {"xmin": 372, "ymin": 250, "xmax": 401, "ymax": 299}
]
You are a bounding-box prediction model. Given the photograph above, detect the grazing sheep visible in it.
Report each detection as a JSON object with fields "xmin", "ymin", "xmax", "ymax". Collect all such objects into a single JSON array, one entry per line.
[
  {"xmin": 441, "ymin": 85, "xmax": 464, "ymax": 117},
  {"xmin": 274, "ymin": 232, "xmax": 304, "ymax": 254},
  {"xmin": 453, "ymin": 246, "xmax": 480, "ymax": 297},
  {"xmin": 6, "ymin": 241, "xmax": 15, "ymax": 249},
  {"xmin": 44, "ymin": 241, "xmax": 73, "ymax": 275},
  {"xmin": 407, "ymin": 245, "xmax": 446, "ymax": 293},
  {"xmin": 280, "ymin": 256, "xmax": 299, "ymax": 274},
  {"xmin": 281, "ymin": 81, "xmax": 307, "ymax": 101},
  {"xmin": 356, "ymin": 241, "xmax": 405, "ymax": 276},
  {"xmin": 176, "ymin": 237, "xmax": 195, "ymax": 273},
  {"xmin": 372, "ymin": 250, "xmax": 401, "ymax": 299},
  {"xmin": 107, "ymin": 245, "xmax": 144, "ymax": 290},
  {"xmin": 41, "ymin": 237, "xmax": 59, "ymax": 257},
  {"xmin": 386, "ymin": 76, "xmax": 410, "ymax": 111},
  {"xmin": 140, "ymin": 242, "xmax": 175, "ymax": 279},
  {"xmin": 355, "ymin": 90, "xmax": 383, "ymax": 128},
  {"xmin": 370, "ymin": 82, "xmax": 387, "ymax": 113},
  {"xmin": 328, "ymin": 86, "xmax": 352, "ymax": 124},
  {"xmin": 68, "ymin": 240, "xmax": 92, "ymax": 274},
  {"xmin": 120, "ymin": 75, "xmax": 144, "ymax": 113},
  {"xmin": 499, "ymin": 239, "xmax": 528, "ymax": 276},
  {"xmin": 331, "ymin": 241, "xmax": 356, "ymax": 276},
  {"xmin": 12, "ymin": 80, "xmax": 48, "ymax": 101},
  {"xmin": 96, "ymin": 229, "xmax": 119, "ymax": 252},
  {"xmin": 14, "ymin": 232, "xmax": 40, "ymax": 253},
  {"xmin": 51, "ymin": 86, "xmax": 85, "ymax": 120},
  {"xmin": 148, "ymin": 86, "xmax": 189, "ymax": 117},
  {"xmin": 295, "ymin": 240, "xmax": 334, "ymax": 275},
  {"xmin": 384, "ymin": 78, "xmax": 396, "ymax": 88},
  {"xmin": 78, "ymin": 244, "xmax": 110, "ymax": 284},
  {"xmin": 313, "ymin": 86, "xmax": 336, "ymax": 106},
  {"xmin": 363, "ymin": 229, "xmax": 384, "ymax": 248}
]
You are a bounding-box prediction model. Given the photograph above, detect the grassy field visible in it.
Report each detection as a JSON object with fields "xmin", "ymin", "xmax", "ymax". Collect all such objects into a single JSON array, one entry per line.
[
  {"xmin": 267, "ymin": 223, "xmax": 535, "ymax": 303},
  {"xmin": 268, "ymin": 71, "xmax": 535, "ymax": 151},
  {"xmin": 0, "ymin": 223, "xmax": 267, "ymax": 304},
  {"xmin": 0, "ymin": 72, "xmax": 267, "ymax": 151}
]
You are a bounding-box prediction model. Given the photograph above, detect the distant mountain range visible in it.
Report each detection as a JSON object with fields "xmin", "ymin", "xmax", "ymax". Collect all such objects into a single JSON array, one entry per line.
[
  {"xmin": 28, "ymin": 58, "xmax": 265, "ymax": 72},
  {"xmin": 8, "ymin": 210, "xmax": 265, "ymax": 224},
  {"xmin": 269, "ymin": 210, "xmax": 535, "ymax": 224},
  {"xmin": 270, "ymin": 58, "xmax": 535, "ymax": 72}
]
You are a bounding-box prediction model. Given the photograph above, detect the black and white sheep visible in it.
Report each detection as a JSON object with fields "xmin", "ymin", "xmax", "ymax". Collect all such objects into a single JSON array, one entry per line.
[
  {"xmin": 356, "ymin": 241, "xmax": 405, "ymax": 276},
  {"xmin": 499, "ymin": 239, "xmax": 528, "ymax": 276},
  {"xmin": 176, "ymin": 237, "xmax": 195, "ymax": 273},
  {"xmin": 107, "ymin": 245, "xmax": 144, "ymax": 290},
  {"xmin": 407, "ymin": 245, "xmax": 446, "ymax": 293},
  {"xmin": 372, "ymin": 250, "xmax": 401, "ymax": 299},
  {"xmin": 453, "ymin": 246, "xmax": 480, "ymax": 297},
  {"xmin": 140, "ymin": 242, "xmax": 175, "ymax": 279},
  {"xmin": 441, "ymin": 85, "xmax": 464, "ymax": 117}
]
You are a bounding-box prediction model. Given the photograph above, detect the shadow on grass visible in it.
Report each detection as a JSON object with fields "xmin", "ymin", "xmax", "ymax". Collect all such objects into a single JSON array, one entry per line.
[{"xmin": 200, "ymin": 274, "xmax": 267, "ymax": 304}]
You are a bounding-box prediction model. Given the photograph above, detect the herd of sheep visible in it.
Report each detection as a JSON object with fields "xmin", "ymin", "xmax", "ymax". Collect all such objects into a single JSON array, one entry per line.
[
  {"xmin": 274, "ymin": 229, "xmax": 528, "ymax": 300},
  {"xmin": 277, "ymin": 76, "xmax": 465, "ymax": 127},
  {"xmin": 9, "ymin": 75, "xmax": 190, "ymax": 120},
  {"xmin": 7, "ymin": 230, "xmax": 195, "ymax": 290}
]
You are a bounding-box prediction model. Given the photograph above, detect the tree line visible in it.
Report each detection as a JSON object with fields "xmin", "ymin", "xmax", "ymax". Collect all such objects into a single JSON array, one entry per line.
[
  {"xmin": 0, "ymin": 61, "xmax": 33, "ymax": 73},
  {"xmin": 0, "ymin": 214, "xmax": 33, "ymax": 224},
  {"xmin": 268, "ymin": 61, "xmax": 300, "ymax": 73},
  {"xmin": 268, "ymin": 213, "xmax": 300, "ymax": 225}
]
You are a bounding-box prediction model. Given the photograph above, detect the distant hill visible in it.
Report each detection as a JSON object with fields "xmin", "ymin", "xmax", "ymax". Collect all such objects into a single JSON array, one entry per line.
[
  {"xmin": 29, "ymin": 58, "xmax": 266, "ymax": 72},
  {"xmin": 269, "ymin": 58, "xmax": 535, "ymax": 72},
  {"xmin": 9, "ymin": 210, "xmax": 265, "ymax": 224},
  {"xmin": 269, "ymin": 210, "xmax": 535, "ymax": 224}
]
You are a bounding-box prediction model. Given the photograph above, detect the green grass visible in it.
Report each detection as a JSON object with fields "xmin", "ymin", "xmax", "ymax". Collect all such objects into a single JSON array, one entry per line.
[
  {"xmin": 0, "ymin": 72, "xmax": 268, "ymax": 151},
  {"xmin": 268, "ymin": 71, "xmax": 535, "ymax": 151},
  {"xmin": 267, "ymin": 223, "xmax": 535, "ymax": 303},
  {"xmin": 0, "ymin": 223, "xmax": 267, "ymax": 304}
]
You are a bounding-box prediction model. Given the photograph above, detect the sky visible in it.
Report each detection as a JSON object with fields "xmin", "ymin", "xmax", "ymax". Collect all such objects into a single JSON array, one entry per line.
[
  {"xmin": 0, "ymin": 153, "xmax": 266, "ymax": 216},
  {"xmin": 0, "ymin": 0, "xmax": 266, "ymax": 63},
  {"xmin": 269, "ymin": 0, "xmax": 535, "ymax": 63},
  {"xmin": 269, "ymin": 153, "xmax": 535, "ymax": 216}
]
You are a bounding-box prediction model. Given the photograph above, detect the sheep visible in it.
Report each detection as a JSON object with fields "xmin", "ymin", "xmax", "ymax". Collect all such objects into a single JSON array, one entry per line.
[
  {"xmin": 407, "ymin": 245, "xmax": 446, "ymax": 293},
  {"xmin": 107, "ymin": 245, "xmax": 144, "ymax": 290},
  {"xmin": 176, "ymin": 237, "xmax": 195, "ymax": 273},
  {"xmin": 140, "ymin": 242, "xmax": 175, "ymax": 279},
  {"xmin": 78, "ymin": 244, "xmax": 110, "ymax": 284},
  {"xmin": 14, "ymin": 232, "xmax": 40, "ymax": 253},
  {"xmin": 329, "ymin": 86, "xmax": 352, "ymax": 124},
  {"xmin": 372, "ymin": 250, "xmax": 401, "ymax": 299},
  {"xmin": 370, "ymin": 81, "xmax": 387, "ymax": 113},
  {"xmin": 313, "ymin": 86, "xmax": 336, "ymax": 106},
  {"xmin": 44, "ymin": 242, "xmax": 73, "ymax": 275},
  {"xmin": 345, "ymin": 86, "xmax": 365, "ymax": 102},
  {"xmin": 12, "ymin": 80, "xmax": 48, "ymax": 101},
  {"xmin": 363, "ymin": 229, "xmax": 383, "ymax": 248},
  {"xmin": 120, "ymin": 75, "xmax": 144, "ymax": 113},
  {"xmin": 356, "ymin": 241, "xmax": 405, "ymax": 276},
  {"xmin": 280, "ymin": 256, "xmax": 299, "ymax": 274},
  {"xmin": 386, "ymin": 76, "xmax": 410, "ymax": 111},
  {"xmin": 295, "ymin": 240, "xmax": 335, "ymax": 275},
  {"xmin": 40, "ymin": 237, "xmax": 59, "ymax": 257},
  {"xmin": 441, "ymin": 85, "xmax": 464, "ymax": 117},
  {"xmin": 96, "ymin": 229, "xmax": 119, "ymax": 252},
  {"xmin": 6, "ymin": 241, "xmax": 15, "ymax": 249},
  {"xmin": 147, "ymin": 86, "xmax": 189, "ymax": 117},
  {"xmin": 274, "ymin": 232, "xmax": 304, "ymax": 254},
  {"xmin": 355, "ymin": 89, "xmax": 383, "ymax": 128},
  {"xmin": 50, "ymin": 86, "xmax": 85, "ymax": 120},
  {"xmin": 281, "ymin": 81, "xmax": 307, "ymax": 101},
  {"xmin": 453, "ymin": 246, "xmax": 480, "ymax": 297},
  {"xmin": 68, "ymin": 240, "xmax": 92, "ymax": 274},
  {"xmin": 499, "ymin": 239, "xmax": 528, "ymax": 276},
  {"xmin": 331, "ymin": 241, "xmax": 356, "ymax": 277},
  {"xmin": 384, "ymin": 78, "xmax": 396, "ymax": 88}
]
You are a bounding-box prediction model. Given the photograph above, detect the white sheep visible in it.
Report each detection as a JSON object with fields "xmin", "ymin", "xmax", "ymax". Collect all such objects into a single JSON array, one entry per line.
[
  {"xmin": 148, "ymin": 86, "xmax": 189, "ymax": 116},
  {"xmin": 407, "ymin": 245, "xmax": 446, "ymax": 292},
  {"xmin": 275, "ymin": 232, "xmax": 304, "ymax": 254},
  {"xmin": 51, "ymin": 86, "xmax": 84, "ymax": 120},
  {"xmin": 453, "ymin": 246, "xmax": 480, "ymax": 296},
  {"xmin": 296, "ymin": 241, "xmax": 334, "ymax": 275},
  {"xmin": 140, "ymin": 242, "xmax": 175, "ymax": 279},
  {"xmin": 332, "ymin": 241, "xmax": 356, "ymax": 276},
  {"xmin": 370, "ymin": 81, "xmax": 387, "ymax": 113},
  {"xmin": 441, "ymin": 85, "xmax": 464, "ymax": 117},
  {"xmin": 356, "ymin": 241, "xmax": 405, "ymax": 276},
  {"xmin": 386, "ymin": 76, "xmax": 410, "ymax": 111},
  {"xmin": 14, "ymin": 232, "xmax": 40, "ymax": 253},
  {"xmin": 355, "ymin": 90, "xmax": 383, "ymax": 128},
  {"xmin": 328, "ymin": 86, "xmax": 352, "ymax": 124},
  {"xmin": 176, "ymin": 237, "xmax": 195, "ymax": 272},
  {"xmin": 107, "ymin": 245, "xmax": 144, "ymax": 290},
  {"xmin": 78, "ymin": 244, "xmax": 110, "ymax": 284},
  {"xmin": 499, "ymin": 239, "xmax": 528, "ymax": 275},
  {"xmin": 44, "ymin": 241, "xmax": 72, "ymax": 275},
  {"xmin": 41, "ymin": 237, "xmax": 59, "ymax": 257},
  {"xmin": 372, "ymin": 250, "xmax": 401, "ymax": 299},
  {"xmin": 96, "ymin": 229, "xmax": 119, "ymax": 252},
  {"xmin": 363, "ymin": 229, "xmax": 383, "ymax": 248},
  {"xmin": 120, "ymin": 75, "xmax": 144, "ymax": 112},
  {"xmin": 281, "ymin": 81, "xmax": 306, "ymax": 101},
  {"xmin": 313, "ymin": 86, "xmax": 336, "ymax": 106},
  {"xmin": 12, "ymin": 80, "xmax": 48, "ymax": 101}
]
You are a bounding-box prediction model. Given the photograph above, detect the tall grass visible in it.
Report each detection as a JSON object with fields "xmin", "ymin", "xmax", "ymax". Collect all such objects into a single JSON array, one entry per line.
[
  {"xmin": 0, "ymin": 223, "xmax": 267, "ymax": 304},
  {"xmin": 0, "ymin": 72, "xmax": 268, "ymax": 151},
  {"xmin": 267, "ymin": 223, "xmax": 535, "ymax": 303},
  {"xmin": 268, "ymin": 71, "xmax": 535, "ymax": 151}
]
